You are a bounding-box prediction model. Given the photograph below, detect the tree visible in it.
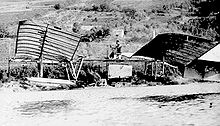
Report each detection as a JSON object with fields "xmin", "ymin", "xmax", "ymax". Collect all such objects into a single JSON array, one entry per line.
[
  {"xmin": 72, "ymin": 22, "xmax": 80, "ymax": 33},
  {"xmin": 0, "ymin": 25, "xmax": 9, "ymax": 38}
]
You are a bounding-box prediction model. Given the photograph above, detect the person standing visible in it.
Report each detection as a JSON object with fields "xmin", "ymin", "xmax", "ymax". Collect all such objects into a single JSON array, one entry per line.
[
  {"xmin": 109, "ymin": 40, "xmax": 122, "ymax": 59},
  {"xmin": 115, "ymin": 40, "xmax": 122, "ymax": 59}
]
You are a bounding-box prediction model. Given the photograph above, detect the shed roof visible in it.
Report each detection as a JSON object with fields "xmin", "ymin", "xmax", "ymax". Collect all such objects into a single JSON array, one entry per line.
[{"xmin": 132, "ymin": 33, "xmax": 219, "ymax": 66}]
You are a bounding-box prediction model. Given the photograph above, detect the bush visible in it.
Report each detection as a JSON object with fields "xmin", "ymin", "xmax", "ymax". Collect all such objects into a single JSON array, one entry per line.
[
  {"xmin": 54, "ymin": 4, "xmax": 61, "ymax": 10},
  {"xmin": 0, "ymin": 25, "xmax": 9, "ymax": 38},
  {"xmin": 10, "ymin": 65, "xmax": 38, "ymax": 80},
  {"xmin": 82, "ymin": 3, "xmax": 114, "ymax": 12},
  {"xmin": 121, "ymin": 7, "xmax": 137, "ymax": 19},
  {"xmin": 0, "ymin": 70, "xmax": 9, "ymax": 83},
  {"xmin": 43, "ymin": 65, "xmax": 67, "ymax": 79},
  {"xmin": 9, "ymin": 64, "xmax": 68, "ymax": 80},
  {"xmin": 80, "ymin": 26, "xmax": 110, "ymax": 42},
  {"xmin": 99, "ymin": 3, "xmax": 111, "ymax": 12},
  {"xmin": 72, "ymin": 22, "xmax": 80, "ymax": 33}
]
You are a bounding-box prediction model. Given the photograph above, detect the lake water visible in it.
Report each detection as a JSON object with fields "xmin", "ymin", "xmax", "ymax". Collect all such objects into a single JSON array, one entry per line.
[{"xmin": 1, "ymin": 84, "xmax": 220, "ymax": 126}]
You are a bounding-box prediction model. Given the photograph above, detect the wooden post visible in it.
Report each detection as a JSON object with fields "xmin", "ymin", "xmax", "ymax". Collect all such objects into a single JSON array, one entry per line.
[
  {"xmin": 39, "ymin": 55, "xmax": 43, "ymax": 77},
  {"xmin": 151, "ymin": 62, "xmax": 154, "ymax": 76},
  {"xmin": 7, "ymin": 59, "xmax": 11, "ymax": 79},
  {"xmin": 144, "ymin": 61, "xmax": 147, "ymax": 75},
  {"xmin": 38, "ymin": 24, "xmax": 49, "ymax": 78},
  {"xmin": 76, "ymin": 57, "xmax": 84, "ymax": 80},
  {"xmin": 71, "ymin": 40, "xmax": 81, "ymax": 61},
  {"xmin": 155, "ymin": 60, "xmax": 157, "ymax": 80},
  {"xmin": 107, "ymin": 45, "xmax": 109, "ymax": 59},
  {"xmin": 66, "ymin": 64, "xmax": 70, "ymax": 80},
  {"xmin": 8, "ymin": 40, "xmax": 11, "ymax": 79},
  {"xmin": 70, "ymin": 61, "xmax": 77, "ymax": 80},
  {"xmin": 15, "ymin": 20, "xmax": 26, "ymax": 54},
  {"xmin": 182, "ymin": 65, "xmax": 186, "ymax": 78},
  {"xmin": 106, "ymin": 45, "xmax": 109, "ymax": 80},
  {"xmin": 202, "ymin": 65, "xmax": 206, "ymax": 79},
  {"xmin": 162, "ymin": 56, "xmax": 165, "ymax": 75}
]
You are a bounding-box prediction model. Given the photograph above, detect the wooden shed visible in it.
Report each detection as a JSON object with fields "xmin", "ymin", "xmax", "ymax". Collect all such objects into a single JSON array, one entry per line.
[{"xmin": 132, "ymin": 33, "xmax": 219, "ymax": 80}]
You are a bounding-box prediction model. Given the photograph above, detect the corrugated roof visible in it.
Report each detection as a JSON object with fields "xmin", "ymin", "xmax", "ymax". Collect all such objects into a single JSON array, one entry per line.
[
  {"xmin": 15, "ymin": 20, "xmax": 81, "ymax": 62},
  {"xmin": 132, "ymin": 33, "xmax": 219, "ymax": 66}
]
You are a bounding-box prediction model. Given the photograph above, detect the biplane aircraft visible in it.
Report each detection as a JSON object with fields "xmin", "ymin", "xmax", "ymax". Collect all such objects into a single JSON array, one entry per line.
[{"xmin": 14, "ymin": 20, "xmax": 83, "ymax": 89}]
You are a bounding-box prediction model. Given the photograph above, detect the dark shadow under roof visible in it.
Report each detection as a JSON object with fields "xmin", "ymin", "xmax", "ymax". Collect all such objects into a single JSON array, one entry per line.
[{"xmin": 132, "ymin": 33, "xmax": 219, "ymax": 66}]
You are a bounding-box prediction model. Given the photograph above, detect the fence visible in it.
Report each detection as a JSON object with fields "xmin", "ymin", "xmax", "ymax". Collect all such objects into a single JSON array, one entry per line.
[{"xmin": 81, "ymin": 59, "xmax": 180, "ymax": 81}]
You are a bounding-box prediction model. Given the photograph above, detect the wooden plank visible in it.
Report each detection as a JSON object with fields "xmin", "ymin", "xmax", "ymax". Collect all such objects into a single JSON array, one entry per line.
[
  {"xmin": 76, "ymin": 58, "xmax": 84, "ymax": 80},
  {"xmin": 162, "ymin": 56, "xmax": 165, "ymax": 75},
  {"xmin": 155, "ymin": 61, "xmax": 157, "ymax": 80},
  {"xmin": 166, "ymin": 50, "xmax": 195, "ymax": 62},
  {"xmin": 27, "ymin": 77, "xmax": 76, "ymax": 86},
  {"xmin": 183, "ymin": 41, "xmax": 211, "ymax": 52},
  {"xmin": 178, "ymin": 48, "xmax": 196, "ymax": 56},
  {"xmin": 39, "ymin": 24, "xmax": 48, "ymax": 59},
  {"xmin": 83, "ymin": 59, "xmax": 153, "ymax": 62},
  {"xmin": 183, "ymin": 44, "xmax": 204, "ymax": 54},
  {"xmin": 181, "ymin": 47, "xmax": 202, "ymax": 57},
  {"xmin": 166, "ymin": 52, "xmax": 190, "ymax": 63},
  {"xmin": 15, "ymin": 21, "xmax": 23, "ymax": 54},
  {"xmin": 71, "ymin": 41, "xmax": 80, "ymax": 60}
]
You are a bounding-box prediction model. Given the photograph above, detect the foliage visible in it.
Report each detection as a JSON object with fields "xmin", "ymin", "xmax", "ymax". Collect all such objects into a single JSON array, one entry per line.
[
  {"xmin": 0, "ymin": 70, "xmax": 8, "ymax": 83},
  {"xmin": 121, "ymin": 7, "xmax": 137, "ymax": 19},
  {"xmin": 72, "ymin": 22, "xmax": 80, "ymax": 33},
  {"xmin": 9, "ymin": 64, "xmax": 67, "ymax": 80},
  {"xmin": 77, "ymin": 64, "xmax": 102, "ymax": 86},
  {"xmin": 10, "ymin": 65, "xmax": 38, "ymax": 80},
  {"xmin": 0, "ymin": 25, "xmax": 9, "ymax": 38},
  {"xmin": 80, "ymin": 26, "xmax": 110, "ymax": 42},
  {"xmin": 176, "ymin": 0, "xmax": 220, "ymax": 40},
  {"xmin": 191, "ymin": 0, "xmax": 220, "ymax": 40},
  {"xmin": 191, "ymin": 0, "xmax": 220, "ymax": 17},
  {"xmin": 43, "ymin": 65, "xmax": 67, "ymax": 79},
  {"xmin": 54, "ymin": 4, "xmax": 61, "ymax": 10},
  {"xmin": 154, "ymin": 0, "xmax": 220, "ymax": 40},
  {"xmin": 82, "ymin": 3, "xmax": 114, "ymax": 12}
]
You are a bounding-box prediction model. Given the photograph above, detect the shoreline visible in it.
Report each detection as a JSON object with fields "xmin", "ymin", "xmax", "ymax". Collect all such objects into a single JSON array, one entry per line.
[
  {"xmin": 1, "ymin": 82, "xmax": 220, "ymax": 103},
  {"xmin": 1, "ymin": 82, "xmax": 220, "ymax": 126}
]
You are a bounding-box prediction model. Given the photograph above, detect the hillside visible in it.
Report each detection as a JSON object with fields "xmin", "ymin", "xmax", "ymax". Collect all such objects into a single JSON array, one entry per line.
[{"xmin": 0, "ymin": 0, "xmax": 219, "ymax": 59}]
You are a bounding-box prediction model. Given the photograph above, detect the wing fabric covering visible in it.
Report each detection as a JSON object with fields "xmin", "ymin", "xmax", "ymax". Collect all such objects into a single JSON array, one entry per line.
[{"xmin": 15, "ymin": 20, "xmax": 81, "ymax": 61}]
